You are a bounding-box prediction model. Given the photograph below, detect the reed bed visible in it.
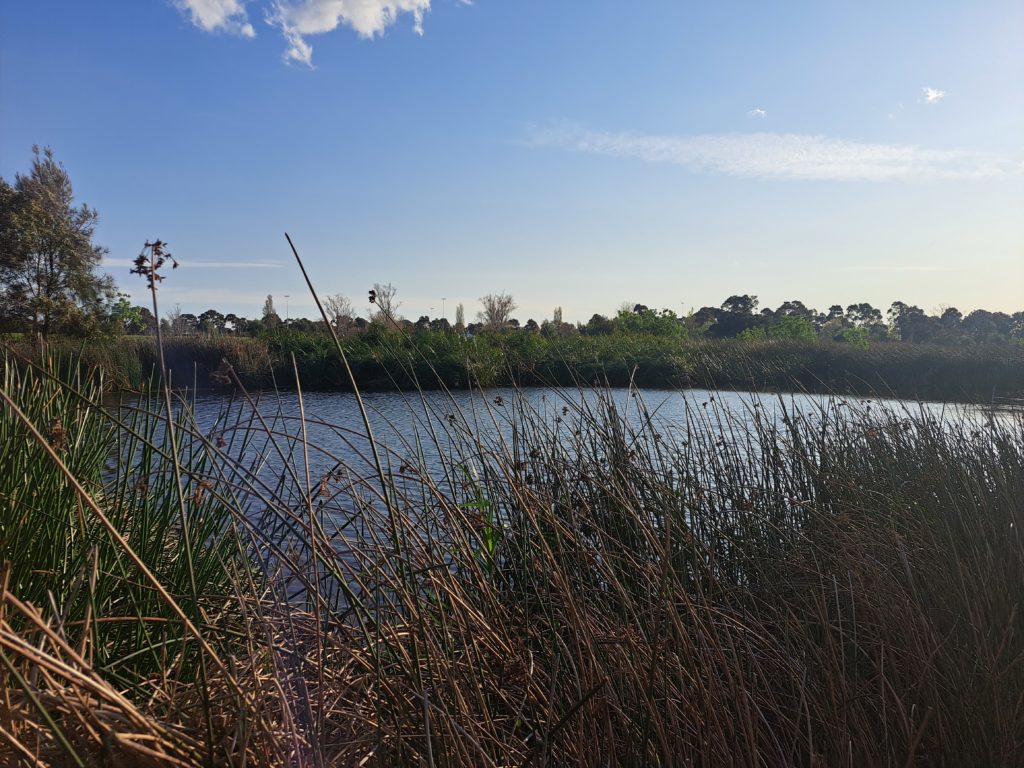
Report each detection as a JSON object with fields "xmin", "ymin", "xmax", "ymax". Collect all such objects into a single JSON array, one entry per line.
[
  {"xmin": 0, "ymin": 345, "xmax": 1022, "ymax": 766},
  {"xmin": 6, "ymin": 332, "xmax": 1024, "ymax": 403}
]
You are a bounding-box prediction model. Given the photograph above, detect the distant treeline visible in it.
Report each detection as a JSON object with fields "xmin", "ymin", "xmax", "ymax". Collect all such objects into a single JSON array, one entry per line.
[
  {"xmin": 83, "ymin": 292, "xmax": 1024, "ymax": 349},
  {"xmin": 5, "ymin": 329, "xmax": 1023, "ymax": 403}
]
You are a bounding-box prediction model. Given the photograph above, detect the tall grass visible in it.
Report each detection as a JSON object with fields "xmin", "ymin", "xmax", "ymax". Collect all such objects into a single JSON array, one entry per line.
[{"xmin": 0, "ymin": 345, "xmax": 1021, "ymax": 764}]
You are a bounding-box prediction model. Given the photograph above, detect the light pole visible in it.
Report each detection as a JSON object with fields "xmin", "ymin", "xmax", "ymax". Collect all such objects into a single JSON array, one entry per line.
[
  {"xmin": 442, "ymin": 297, "xmax": 447, "ymax": 320},
  {"xmin": 284, "ymin": 295, "xmax": 290, "ymax": 322}
]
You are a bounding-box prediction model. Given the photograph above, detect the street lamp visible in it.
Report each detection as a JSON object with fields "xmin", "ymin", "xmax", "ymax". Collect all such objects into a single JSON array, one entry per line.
[
  {"xmin": 284, "ymin": 295, "xmax": 290, "ymax": 322},
  {"xmin": 442, "ymin": 297, "xmax": 447, "ymax": 320}
]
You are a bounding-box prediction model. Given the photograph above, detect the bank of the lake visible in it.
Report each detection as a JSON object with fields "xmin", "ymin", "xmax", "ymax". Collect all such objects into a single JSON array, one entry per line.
[{"xmin": 6, "ymin": 330, "xmax": 1024, "ymax": 403}]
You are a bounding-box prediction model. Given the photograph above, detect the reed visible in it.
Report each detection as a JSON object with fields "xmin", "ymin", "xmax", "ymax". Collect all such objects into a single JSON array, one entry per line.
[{"xmin": 0, "ymin": 315, "xmax": 1021, "ymax": 765}]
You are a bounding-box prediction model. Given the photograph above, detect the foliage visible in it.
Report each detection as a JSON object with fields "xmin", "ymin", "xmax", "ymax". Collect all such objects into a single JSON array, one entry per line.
[
  {"xmin": 0, "ymin": 146, "xmax": 115, "ymax": 334},
  {"xmin": 477, "ymin": 291, "xmax": 517, "ymax": 331},
  {"xmin": 769, "ymin": 314, "xmax": 817, "ymax": 341},
  {"xmin": 737, "ymin": 325, "xmax": 767, "ymax": 341},
  {"xmin": 8, "ymin": 329, "xmax": 1024, "ymax": 401},
  {"xmin": 0, "ymin": 354, "xmax": 248, "ymax": 691},
  {"xmin": 836, "ymin": 325, "xmax": 870, "ymax": 349},
  {"xmin": 613, "ymin": 305, "xmax": 684, "ymax": 336},
  {"xmin": 261, "ymin": 294, "xmax": 280, "ymax": 328}
]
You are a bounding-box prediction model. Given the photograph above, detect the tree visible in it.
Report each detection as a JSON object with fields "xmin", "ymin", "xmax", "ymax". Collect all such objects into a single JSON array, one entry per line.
[
  {"xmin": 939, "ymin": 307, "xmax": 962, "ymax": 329},
  {"xmin": 836, "ymin": 326, "xmax": 870, "ymax": 349},
  {"xmin": 713, "ymin": 295, "xmax": 760, "ymax": 337},
  {"xmin": 164, "ymin": 304, "xmax": 184, "ymax": 335},
  {"xmin": 454, "ymin": 303, "xmax": 465, "ymax": 331},
  {"xmin": 1012, "ymin": 312, "xmax": 1024, "ymax": 342},
  {"xmin": 224, "ymin": 313, "xmax": 245, "ymax": 334},
  {"xmin": 768, "ymin": 314, "xmax": 817, "ymax": 342},
  {"xmin": 130, "ymin": 306, "xmax": 157, "ymax": 335},
  {"xmin": 582, "ymin": 313, "xmax": 614, "ymax": 336},
  {"xmin": 369, "ymin": 282, "xmax": 401, "ymax": 327},
  {"xmin": 773, "ymin": 299, "xmax": 815, "ymax": 322},
  {"xmin": 963, "ymin": 309, "xmax": 1013, "ymax": 343},
  {"xmin": 176, "ymin": 313, "xmax": 199, "ymax": 335},
  {"xmin": 721, "ymin": 295, "xmax": 759, "ymax": 315},
  {"xmin": 825, "ymin": 305, "xmax": 845, "ymax": 322},
  {"xmin": 102, "ymin": 294, "xmax": 150, "ymax": 336},
  {"xmin": 613, "ymin": 307, "xmax": 683, "ymax": 336},
  {"xmin": 887, "ymin": 301, "xmax": 933, "ymax": 342},
  {"xmin": 478, "ymin": 292, "xmax": 517, "ymax": 331},
  {"xmin": 0, "ymin": 146, "xmax": 115, "ymax": 334},
  {"xmin": 542, "ymin": 305, "xmax": 576, "ymax": 337},
  {"xmin": 846, "ymin": 303, "xmax": 882, "ymax": 328},
  {"xmin": 199, "ymin": 308, "xmax": 226, "ymax": 334},
  {"xmin": 262, "ymin": 294, "xmax": 281, "ymax": 328},
  {"xmin": 323, "ymin": 293, "xmax": 355, "ymax": 333}
]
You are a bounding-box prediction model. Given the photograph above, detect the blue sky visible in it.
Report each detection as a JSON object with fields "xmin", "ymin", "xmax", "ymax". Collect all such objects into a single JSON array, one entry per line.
[{"xmin": 2, "ymin": 1, "xmax": 1022, "ymax": 323}]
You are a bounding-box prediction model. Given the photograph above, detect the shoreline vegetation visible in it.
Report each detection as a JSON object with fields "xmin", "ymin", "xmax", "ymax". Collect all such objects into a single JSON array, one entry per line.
[
  {"xmin": 1, "ymin": 347, "xmax": 1022, "ymax": 765},
  {"xmin": 4, "ymin": 330, "xmax": 1024, "ymax": 404}
]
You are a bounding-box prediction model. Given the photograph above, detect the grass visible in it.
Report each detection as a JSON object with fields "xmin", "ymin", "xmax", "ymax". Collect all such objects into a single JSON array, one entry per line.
[{"xmin": 0, "ymin": 326, "xmax": 1022, "ymax": 764}]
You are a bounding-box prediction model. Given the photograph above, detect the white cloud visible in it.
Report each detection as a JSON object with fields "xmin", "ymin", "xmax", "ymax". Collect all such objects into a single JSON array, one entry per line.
[
  {"xmin": 175, "ymin": 0, "xmax": 437, "ymax": 64},
  {"xmin": 269, "ymin": 0, "xmax": 432, "ymax": 65},
  {"xmin": 747, "ymin": 108, "xmax": 767, "ymax": 118},
  {"xmin": 525, "ymin": 122, "xmax": 1015, "ymax": 182},
  {"xmin": 174, "ymin": 0, "xmax": 256, "ymax": 37},
  {"xmin": 923, "ymin": 87, "xmax": 946, "ymax": 104},
  {"xmin": 271, "ymin": 16, "xmax": 315, "ymax": 66}
]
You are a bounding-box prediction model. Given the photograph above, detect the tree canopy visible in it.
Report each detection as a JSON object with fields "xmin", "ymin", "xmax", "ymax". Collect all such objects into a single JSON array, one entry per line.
[
  {"xmin": 0, "ymin": 146, "xmax": 114, "ymax": 334},
  {"xmin": 478, "ymin": 293, "xmax": 517, "ymax": 331}
]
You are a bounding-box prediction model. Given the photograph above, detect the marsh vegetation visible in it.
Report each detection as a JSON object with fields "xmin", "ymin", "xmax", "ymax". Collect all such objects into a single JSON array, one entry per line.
[{"xmin": 1, "ymin": 341, "xmax": 1021, "ymax": 765}]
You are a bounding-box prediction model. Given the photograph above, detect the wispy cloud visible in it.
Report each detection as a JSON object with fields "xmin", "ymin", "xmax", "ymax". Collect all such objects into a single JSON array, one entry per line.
[
  {"xmin": 105, "ymin": 258, "xmax": 283, "ymax": 269},
  {"xmin": 525, "ymin": 122, "xmax": 1015, "ymax": 181},
  {"xmin": 747, "ymin": 108, "xmax": 767, "ymax": 118},
  {"xmin": 156, "ymin": 287, "xmax": 304, "ymax": 312},
  {"xmin": 923, "ymin": 87, "xmax": 946, "ymax": 104},
  {"xmin": 173, "ymin": 0, "xmax": 255, "ymax": 37},
  {"xmin": 839, "ymin": 265, "xmax": 950, "ymax": 273}
]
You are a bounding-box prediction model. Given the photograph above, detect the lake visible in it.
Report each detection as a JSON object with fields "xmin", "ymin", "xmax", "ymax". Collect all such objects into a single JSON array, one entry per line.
[{"xmin": 119, "ymin": 386, "xmax": 1008, "ymax": 506}]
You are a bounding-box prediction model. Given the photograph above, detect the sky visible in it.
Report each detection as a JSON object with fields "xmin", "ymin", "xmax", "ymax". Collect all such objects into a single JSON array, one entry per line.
[{"xmin": 1, "ymin": 1, "xmax": 1022, "ymax": 323}]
